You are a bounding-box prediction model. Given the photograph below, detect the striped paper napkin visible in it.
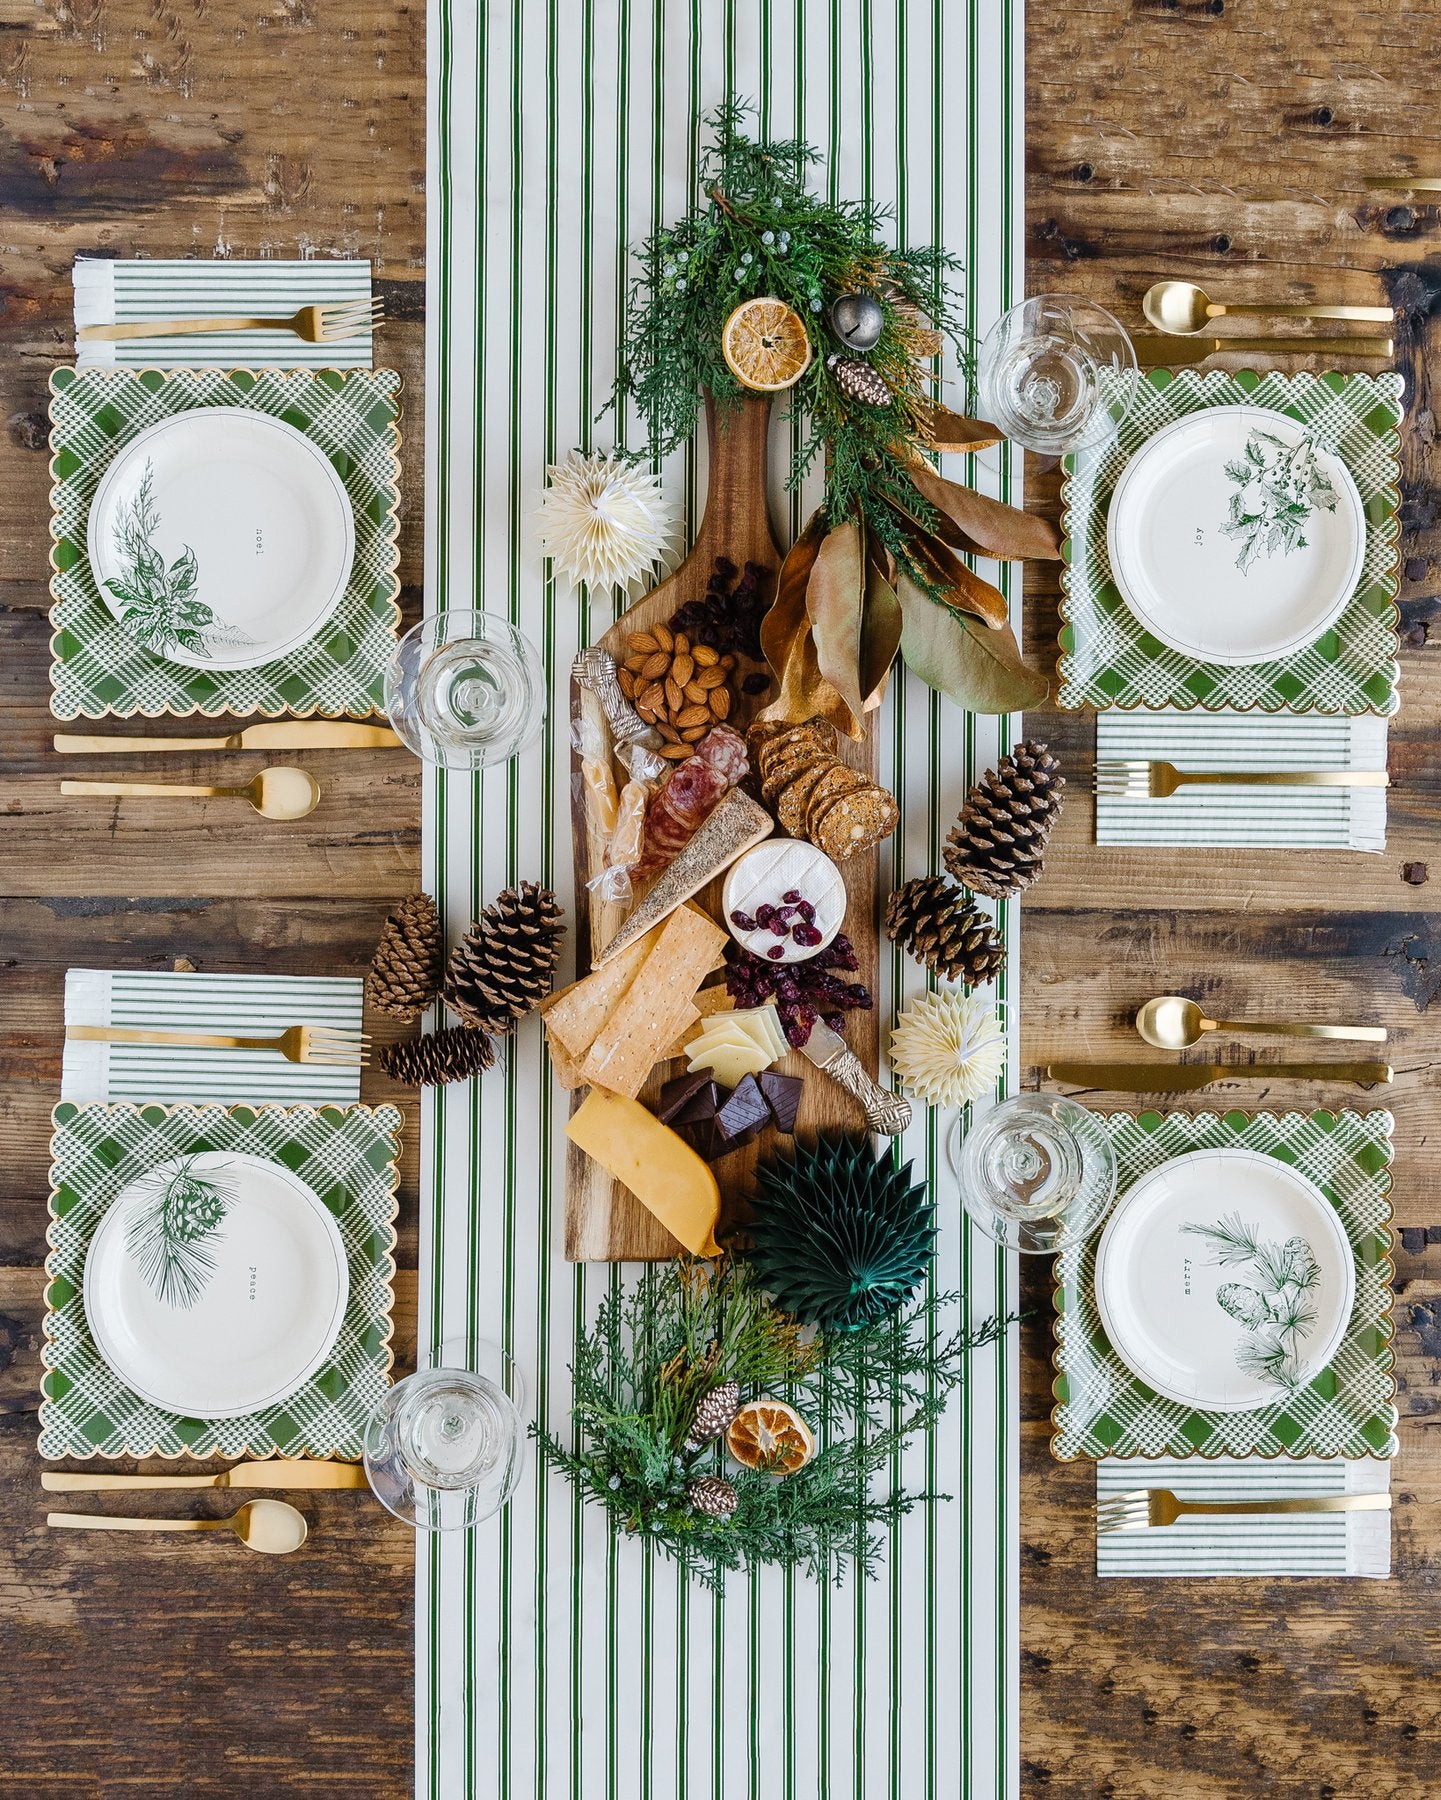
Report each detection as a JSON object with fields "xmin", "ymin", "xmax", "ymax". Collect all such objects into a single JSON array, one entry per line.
[
  {"xmin": 73, "ymin": 257, "xmax": 374, "ymax": 369},
  {"xmin": 1095, "ymin": 708, "xmax": 1388, "ymax": 852},
  {"xmin": 1097, "ymin": 1456, "xmax": 1391, "ymax": 1579},
  {"xmin": 62, "ymin": 969, "xmax": 363, "ymax": 1106}
]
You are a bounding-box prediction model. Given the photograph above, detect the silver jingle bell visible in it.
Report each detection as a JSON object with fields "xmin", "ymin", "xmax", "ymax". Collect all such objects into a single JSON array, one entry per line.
[{"xmin": 829, "ymin": 291, "xmax": 884, "ymax": 352}]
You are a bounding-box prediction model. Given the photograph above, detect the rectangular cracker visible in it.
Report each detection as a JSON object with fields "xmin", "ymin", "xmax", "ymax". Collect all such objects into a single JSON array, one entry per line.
[{"xmin": 578, "ymin": 906, "xmax": 727, "ymax": 1097}]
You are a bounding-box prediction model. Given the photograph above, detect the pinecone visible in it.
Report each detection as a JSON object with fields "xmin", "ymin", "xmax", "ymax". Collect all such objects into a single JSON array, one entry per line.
[
  {"xmin": 379, "ymin": 1025, "xmax": 496, "ymax": 1087},
  {"xmin": 367, "ymin": 893, "xmax": 445, "ymax": 1021},
  {"xmin": 884, "ymin": 875, "xmax": 1006, "ymax": 988},
  {"xmin": 442, "ymin": 882, "xmax": 566, "ymax": 1033},
  {"xmin": 942, "ymin": 740, "xmax": 1065, "ymax": 900},
  {"xmin": 687, "ymin": 1475, "xmax": 739, "ymax": 1519},
  {"xmin": 685, "ymin": 1380, "xmax": 741, "ymax": 1449},
  {"xmin": 826, "ymin": 353, "xmax": 891, "ymax": 407}
]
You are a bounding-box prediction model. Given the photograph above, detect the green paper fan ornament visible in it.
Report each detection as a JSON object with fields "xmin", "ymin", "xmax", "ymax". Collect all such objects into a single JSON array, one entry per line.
[{"xmin": 744, "ymin": 1135, "xmax": 936, "ymax": 1332}]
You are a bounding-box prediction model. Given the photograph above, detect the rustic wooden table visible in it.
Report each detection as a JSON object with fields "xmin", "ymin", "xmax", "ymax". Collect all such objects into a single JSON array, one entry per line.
[{"xmin": 2, "ymin": 0, "xmax": 1438, "ymax": 1794}]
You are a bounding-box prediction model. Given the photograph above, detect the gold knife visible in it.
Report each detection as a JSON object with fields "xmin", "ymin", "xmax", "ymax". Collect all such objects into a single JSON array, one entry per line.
[
  {"xmin": 1133, "ymin": 334, "xmax": 1394, "ymax": 368},
  {"xmin": 41, "ymin": 1460, "xmax": 367, "ymax": 1492},
  {"xmin": 1045, "ymin": 1061, "xmax": 1393, "ymax": 1091},
  {"xmin": 53, "ymin": 722, "xmax": 401, "ymax": 753}
]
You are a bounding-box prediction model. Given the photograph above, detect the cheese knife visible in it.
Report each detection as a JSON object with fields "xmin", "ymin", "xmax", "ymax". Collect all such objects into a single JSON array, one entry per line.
[
  {"xmin": 53, "ymin": 722, "xmax": 401, "ymax": 753},
  {"xmin": 1045, "ymin": 1060, "xmax": 1393, "ymax": 1092},
  {"xmin": 41, "ymin": 1459, "xmax": 368, "ymax": 1492},
  {"xmin": 800, "ymin": 1018, "xmax": 912, "ymax": 1135}
]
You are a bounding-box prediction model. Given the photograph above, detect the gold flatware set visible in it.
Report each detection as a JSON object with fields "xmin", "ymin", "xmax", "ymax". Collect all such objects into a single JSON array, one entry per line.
[
  {"xmin": 56, "ymin": 721, "xmax": 403, "ymax": 822},
  {"xmin": 66, "ymin": 1023, "xmax": 370, "ymax": 1067},
  {"xmin": 1138, "ymin": 278, "xmax": 1394, "ymax": 365},
  {"xmin": 43, "ymin": 1461, "xmax": 367, "ymax": 1554}
]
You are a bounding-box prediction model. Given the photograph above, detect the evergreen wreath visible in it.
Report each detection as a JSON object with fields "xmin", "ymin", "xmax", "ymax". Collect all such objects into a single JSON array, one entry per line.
[
  {"xmin": 533, "ymin": 1257, "xmax": 1012, "ymax": 1589},
  {"xmin": 608, "ymin": 105, "xmax": 1060, "ymax": 729}
]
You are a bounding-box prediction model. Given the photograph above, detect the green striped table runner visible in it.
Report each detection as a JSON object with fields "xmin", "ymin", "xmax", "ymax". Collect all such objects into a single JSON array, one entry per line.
[
  {"xmin": 61, "ymin": 968, "xmax": 364, "ymax": 1106},
  {"xmin": 1095, "ymin": 709, "xmax": 1388, "ymax": 850},
  {"xmin": 420, "ymin": 3, "xmax": 1024, "ymax": 1796},
  {"xmin": 73, "ymin": 257, "xmax": 374, "ymax": 369},
  {"xmin": 1096, "ymin": 1456, "xmax": 1391, "ymax": 1578}
]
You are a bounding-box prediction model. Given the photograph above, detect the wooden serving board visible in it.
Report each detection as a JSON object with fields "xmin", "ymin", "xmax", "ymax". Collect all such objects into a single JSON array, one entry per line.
[{"xmin": 564, "ymin": 394, "xmax": 881, "ymax": 1262}]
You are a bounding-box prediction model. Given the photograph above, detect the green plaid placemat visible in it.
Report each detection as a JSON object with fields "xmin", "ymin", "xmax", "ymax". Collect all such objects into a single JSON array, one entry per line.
[
  {"xmin": 41, "ymin": 1101, "xmax": 401, "ymax": 1460},
  {"xmin": 48, "ymin": 366, "xmax": 402, "ymax": 720},
  {"xmin": 1052, "ymin": 1108, "xmax": 1397, "ymax": 1462},
  {"xmin": 1058, "ymin": 369, "xmax": 1403, "ymax": 715}
]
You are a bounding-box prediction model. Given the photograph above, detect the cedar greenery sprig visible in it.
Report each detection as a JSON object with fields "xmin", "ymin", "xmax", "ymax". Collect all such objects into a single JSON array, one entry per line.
[
  {"xmin": 532, "ymin": 1257, "xmax": 1014, "ymax": 1589},
  {"xmin": 608, "ymin": 103, "xmax": 972, "ymax": 583}
]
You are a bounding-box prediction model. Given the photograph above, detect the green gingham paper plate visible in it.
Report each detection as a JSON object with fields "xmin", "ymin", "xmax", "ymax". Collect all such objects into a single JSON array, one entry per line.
[
  {"xmin": 40, "ymin": 1101, "xmax": 400, "ymax": 1459},
  {"xmin": 1058, "ymin": 370, "xmax": 1403, "ymax": 714},
  {"xmin": 1051, "ymin": 1108, "xmax": 1396, "ymax": 1461},
  {"xmin": 48, "ymin": 366, "xmax": 402, "ymax": 720}
]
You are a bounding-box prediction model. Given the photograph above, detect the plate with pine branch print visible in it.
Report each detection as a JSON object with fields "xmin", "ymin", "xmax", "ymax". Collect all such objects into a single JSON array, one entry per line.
[
  {"xmin": 83, "ymin": 1150, "xmax": 348, "ymax": 1418},
  {"xmin": 86, "ymin": 406, "xmax": 355, "ymax": 672},
  {"xmin": 1093, "ymin": 1147, "xmax": 1356, "ymax": 1413}
]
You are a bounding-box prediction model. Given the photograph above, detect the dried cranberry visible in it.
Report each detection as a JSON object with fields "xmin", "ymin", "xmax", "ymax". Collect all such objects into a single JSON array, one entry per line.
[
  {"xmin": 729, "ymin": 909, "xmax": 757, "ymax": 931},
  {"xmin": 781, "ymin": 890, "xmax": 803, "ymax": 905},
  {"xmin": 796, "ymin": 900, "xmax": 816, "ymax": 923},
  {"xmin": 755, "ymin": 903, "xmax": 776, "ymax": 926},
  {"xmin": 792, "ymin": 923, "xmax": 823, "ymax": 947},
  {"xmin": 766, "ymin": 944, "xmax": 785, "ymax": 960},
  {"xmin": 742, "ymin": 672, "xmax": 772, "ymax": 696}
]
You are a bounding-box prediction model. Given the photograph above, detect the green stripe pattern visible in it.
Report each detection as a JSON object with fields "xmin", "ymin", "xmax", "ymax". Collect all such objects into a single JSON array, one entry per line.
[{"xmin": 420, "ymin": 4, "xmax": 1023, "ymax": 1794}]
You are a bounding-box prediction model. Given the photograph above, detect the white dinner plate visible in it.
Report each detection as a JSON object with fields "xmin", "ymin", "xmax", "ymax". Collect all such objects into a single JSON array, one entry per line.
[
  {"xmin": 1093, "ymin": 1147, "xmax": 1356, "ymax": 1413},
  {"xmin": 1106, "ymin": 405, "xmax": 1366, "ymax": 666},
  {"xmin": 84, "ymin": 1150, "xmax": 348, "ymax": 1419},
  {"xmin": 86, "ymin": 406, "xmax": 355, "ymax": 671}
]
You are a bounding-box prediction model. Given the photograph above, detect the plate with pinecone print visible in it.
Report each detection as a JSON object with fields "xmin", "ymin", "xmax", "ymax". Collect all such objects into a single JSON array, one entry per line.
[
  {"xmin": 1106, "ymin": 405, "xmax": 1366, "ymax": 667},
  {"xmin": 1093, "ymin": 1148, "xmax": 1355, "ymax": 1414},
  {"xmin": 83, "ymin": 1150, "xmax": 348, "ymax": 1419},
  {"xmin": 86, "ymin": 406, "xmax": 355, "ymax": 672}
]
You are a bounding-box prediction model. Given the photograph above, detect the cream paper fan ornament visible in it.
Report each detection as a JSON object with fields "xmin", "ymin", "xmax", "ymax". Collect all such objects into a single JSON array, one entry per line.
[
  {"xmin": 888, "ymin": 990, "xmax": 1007, "ymax": 1108},
  {"xmin": 534, "ymin": 450, "xmax": 680, "ymax": 595}
]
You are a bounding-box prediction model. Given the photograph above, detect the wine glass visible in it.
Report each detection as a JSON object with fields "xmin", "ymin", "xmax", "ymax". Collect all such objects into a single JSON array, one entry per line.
[
  {"xmin": 950, "ymin": 1093, "xmax": 1117, "ymax": 1254},
  {"xmin": 384, "ymin": 611, "xmax": 547, "ymax": 771},
  {"xmin": 978, "ymin": 295, "xmax": 1137, "ymax": 457},
  {"xmin": 363, "ymin": 1338, "xmax": 526, "ymax": 1531}
]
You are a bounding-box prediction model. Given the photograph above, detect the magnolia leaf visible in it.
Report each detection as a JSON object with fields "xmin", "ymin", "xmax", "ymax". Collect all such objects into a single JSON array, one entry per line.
[
  {"xmin": 805, "ymin": 520, "xmax": 866, "ymax": 729},
  {"xmin": 859, "ymin": 546, "xmax": 903, "ymax": 706},
  {"xmin": 918, "ymin": 404, "xmax": 1005, "ymax": 455},
  {"xmin": 911, "ymin": 532, "xmax": 1011, "ymax": 632},
  {"xmin": 907, "ymin": 463, "xmax": 1063, "ymax": 562},
  {"xmin": 895, "ymin": 573, "xmax": 1049, "ymax": 714},
  {"xmin": 760, "ymin": 510, "xmax": 827, "ymax": 680}
]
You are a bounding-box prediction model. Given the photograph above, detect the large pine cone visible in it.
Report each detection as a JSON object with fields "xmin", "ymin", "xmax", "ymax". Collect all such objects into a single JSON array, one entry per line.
[
  {"xmin": 942, "ymin": 741, "xmax": 1064, "ymax": 900},
  {"xmin": 442, "ymin": 882, "xmax": 566, "ymax": 1033},
  {"xmin": 379, "ymin": 1025, "xmax": 496, "ymax": 1087},
  {"xmin": 885, "ymin": 874, "xmax": 1006, "ymax": 987},
  {"xmin": 367, "ymin": 893, "xmax": 444, "ymax": 1021}
]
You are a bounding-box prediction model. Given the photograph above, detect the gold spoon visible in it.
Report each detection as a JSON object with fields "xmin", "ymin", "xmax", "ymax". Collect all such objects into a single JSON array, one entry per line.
[
  {"xmin": 1136, "ymin": 995, "xmax": 1388, "ymax": 1050},
  {"xmin": 1141, "ymin": 279, "xmax": 1394, "ymax": 336},
  {"xmin": 46, "ymin": 1497, "xmax": 309, "ymax": 1555},
  {"xmin": 60, "ymin": 765, "xmax": 321, "ymax": 822}
]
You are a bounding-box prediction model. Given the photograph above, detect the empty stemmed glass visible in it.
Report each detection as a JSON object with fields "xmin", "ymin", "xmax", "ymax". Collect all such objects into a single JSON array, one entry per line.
[
  {"xmin": 950, "ymin": 1092, "xmax": 1118, "ymax": 1254},
  {"xmin": 384, "ymin": 610, "xmax": 547, "ymax": 771},
  {"xmin": 363, "ymin": 1338, "xmax": 526, "ymax": 1531},
  {"xmin": 978, "ymin": 294, "xmax": 1138, "ymax": 457}
]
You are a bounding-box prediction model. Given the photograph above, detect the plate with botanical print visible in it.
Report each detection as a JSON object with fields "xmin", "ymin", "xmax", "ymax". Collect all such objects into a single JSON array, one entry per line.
[
  {"xmin": 83, "ymin": 1150, "xmax": 348, "ymax": 1419},
  {"xmin": 1093, "ymin": 1147, "xmax": 1357, "ymax": 1414},
  {"xmin": 1105, "ymin": 404, "xmax": 1367, "ymax": 667},
  {"xmin": 86, "ymin": 406, "xmax": 355, "ymax": 672}
]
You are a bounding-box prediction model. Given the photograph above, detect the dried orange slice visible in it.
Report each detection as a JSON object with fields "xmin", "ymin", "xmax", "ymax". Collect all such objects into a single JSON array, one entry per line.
[
  {"xmin": 722, "ymin": 298, "xmax": 814, "ymax": 392},
  {"xmin": 725, "ymin": 1399, "xmax": 816, "ymax": 1474}
]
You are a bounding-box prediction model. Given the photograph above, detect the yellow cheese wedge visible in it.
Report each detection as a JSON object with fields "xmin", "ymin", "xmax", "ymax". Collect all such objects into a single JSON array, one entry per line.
[
  {"xmin": 687, "ymin": 1040, "xmax": 774, "ymax": 1089},
  {"xmin": 565, "ymin": 1088, "xmax": 722, "ymax": 1257}
]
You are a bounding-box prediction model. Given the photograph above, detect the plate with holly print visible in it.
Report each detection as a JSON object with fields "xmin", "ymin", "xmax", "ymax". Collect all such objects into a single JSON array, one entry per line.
[
  {"xmin": 1093, "ymin": 1146, "xmax": 1356, "ymax": 1414},
  {"xmin": 86, "ymin": 405, "xmax": 355, "ymax": 672},
  {"xmin": 83, "ymin": 1150, "xmax": 348, "ymax": 1419},
  {"xmin": 1105, "ymin": 404, "xmax": 1367, "ymax": 667}
]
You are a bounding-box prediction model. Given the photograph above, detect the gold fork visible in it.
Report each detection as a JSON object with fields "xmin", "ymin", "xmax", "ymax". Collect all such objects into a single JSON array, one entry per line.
[
  {"xmin": 76, "ymin": 298, "xmax": 384, "ymax": 345},
  {"xmin": 66, "ymin": 1024, "xmax": 369, "ymax": 1067},
  {"xmin": 1097, "ymin": 1487, "xmax": 1391, "ymax": 1533},
  {"xmin": 1094, "ymin": 760, "xmax": 1390, "ymax": 801}
]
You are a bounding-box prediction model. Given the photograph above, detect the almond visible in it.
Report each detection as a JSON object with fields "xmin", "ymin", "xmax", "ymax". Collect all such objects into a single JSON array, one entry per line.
[
  {"xmin": 673, "ymin": 633, "xmax": 689, "ymax": 656},
  {"xmin": 709, "ymin": 686, "xmax": 732, "ymax": 720},
  {"xmin": 653, "ymin": 623, "xmax": 674, "ymax": 651},
  {"xmin": 692, "ymin": 644, "xmax": 719, "ymax": 667},
  {"xmin": 655, "ymin": 721, "xmax": 682, "ymax": 744},
  {"xmin": 658, "ymin": 741, "xmax": 694, "ymax": 760},
  {"xmin": 640, "ymin": 651, "xmax": 671, "ymax": 681},
  {"xmin": 680, "ymin": 724, "xmax": 709, "ymax": 743},
  {"xmin": 617, "ymin": 669, "xmax": 637, "ymax": 699},
  {"xmin": 676, "ymin": 703, "xmax": 711, "ymax": 728},
  {"xmin": 670, "ymin": 652, "xmax": 694, "ymax": 688},
  {"xmin": 683, "ymin": 680, "xmax": 709, "ymax": 703},
  {"xmin": 664, "ymin": 677, "xmax": 684, "ymax": 713},
  {"xmin": 628, "ymin": 631, "xmax": 659, "ymax": 654},
  {"xmin": 694, "ymin": 664, "xmax": 727, "ymax": 690},
  {"xmin": 639, "ymin": 681, "xmax": 667, "ymax": 712},
  {"xmin": 635, "ymin": 699, "xmax": 660, "ymax": 723}
]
